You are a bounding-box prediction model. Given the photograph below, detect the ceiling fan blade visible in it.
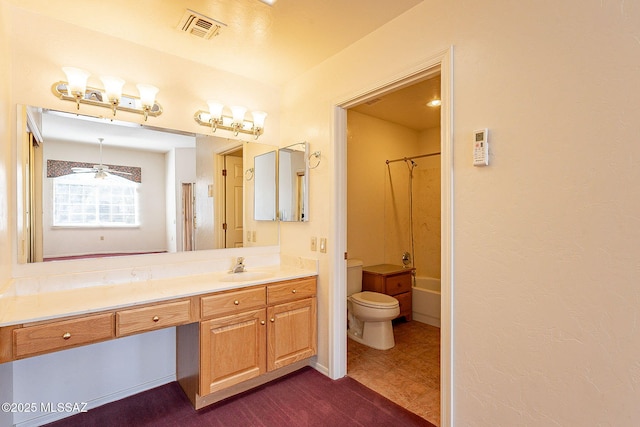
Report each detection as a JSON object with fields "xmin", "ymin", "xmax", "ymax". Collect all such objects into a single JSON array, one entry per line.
[
  {"xmin": 110, "ymin": 170, "xmax": 133, "ymax": 176},
  {"xmin": 72, "ymin": 167, "xmax": 95, "ymax": 173}
]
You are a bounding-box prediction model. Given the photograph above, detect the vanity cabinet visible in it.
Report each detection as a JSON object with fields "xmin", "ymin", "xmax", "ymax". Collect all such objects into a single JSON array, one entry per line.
[
  {"xmin": 0, "ymin": 274, "xmax": 317, "ymax": 411},
  {"xmin": 178, "ymin": 276, "xmax": 317, "ymax": 409},
  {"xmin": 200, "ymin": 308, "xmax": 267, "ymax": 394},
  {"xmin": 267, "ymin": 278, "xmax": 317, "ymax": 371},
  {"xmin": 362, "ymin": 264, "xmax": 414, "ymax": 321}
]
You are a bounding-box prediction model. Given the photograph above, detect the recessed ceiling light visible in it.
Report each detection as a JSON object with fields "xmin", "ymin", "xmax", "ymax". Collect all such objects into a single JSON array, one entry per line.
[
  {"xmin": 426, "ymin": 99, "xmax": 441, "ymax": 107},
  {"xmin": 258, "ymin": 0, "xmax": 277, "ymax": 5}
]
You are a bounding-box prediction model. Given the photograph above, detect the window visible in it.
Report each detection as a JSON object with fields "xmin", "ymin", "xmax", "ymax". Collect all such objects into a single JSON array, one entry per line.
[{"xmin": 53, "ymin": 173, "xmax": 139, "ymax": 227}]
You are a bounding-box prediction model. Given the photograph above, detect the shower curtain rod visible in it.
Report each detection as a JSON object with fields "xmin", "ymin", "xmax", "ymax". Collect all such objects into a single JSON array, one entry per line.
[{"xmin": 385, "ymin": 151, "xmax": 441, "ymax": 164}]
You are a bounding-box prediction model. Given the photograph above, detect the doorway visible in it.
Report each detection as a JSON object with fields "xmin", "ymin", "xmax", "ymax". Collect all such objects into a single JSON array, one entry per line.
[
  {"xmin": 331, "ymin": 49, "xmax": 453, "ymax": 427},
  {"xmin": 345, "ymin": 71, "xmax": 442, "ymax": 425}
]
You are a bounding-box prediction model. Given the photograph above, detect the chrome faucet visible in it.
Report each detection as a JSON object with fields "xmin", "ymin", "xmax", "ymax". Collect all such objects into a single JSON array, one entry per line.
[{"xmin": 231, "ymin": 257, "xmax": 246, "ymax": 273}]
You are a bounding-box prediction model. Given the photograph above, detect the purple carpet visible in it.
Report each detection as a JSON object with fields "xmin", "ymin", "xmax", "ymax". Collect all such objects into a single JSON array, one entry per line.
[{"xmin": 45, "ymin": 367, "xmax": 436, "ymax": 426}]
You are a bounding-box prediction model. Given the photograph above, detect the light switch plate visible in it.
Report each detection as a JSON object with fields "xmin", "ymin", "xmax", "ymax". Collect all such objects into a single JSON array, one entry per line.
[
  {"xmin": 319, "ymin": 238, "xmax": 327, "ymax": 253},
  {"xmin": 310, "ymin": 237, "xmax": 317, "ymax": 251}
]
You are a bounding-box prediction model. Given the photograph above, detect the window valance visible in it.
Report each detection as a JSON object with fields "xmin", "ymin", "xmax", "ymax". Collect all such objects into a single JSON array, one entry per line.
[{"xmin": 46, "ymin": 159, "xmax": 142, "ymax": 183}]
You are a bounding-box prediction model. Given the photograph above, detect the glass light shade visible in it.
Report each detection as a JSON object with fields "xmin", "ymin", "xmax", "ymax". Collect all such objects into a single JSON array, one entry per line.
[
  {"xmin": 251, "ymin": 111, "xmax": 267, "ymax": 129},
  {"xmin": 207, "ymin": 101, "xmax": 224, "ymax": 120},
  {"xmin": 136, "ymin": 84, "xmax": 159, "ymax": 109},
  {"xmin": 230, "ymin": 106, "xmax": 247, "ymax": 125},
  {"xmin": 62, "ymin": 67, "xmax": 90, "ymax": 97},
  {"xmin": 100, "ymin": 76, "xmax": 125, "ymax": 103}
]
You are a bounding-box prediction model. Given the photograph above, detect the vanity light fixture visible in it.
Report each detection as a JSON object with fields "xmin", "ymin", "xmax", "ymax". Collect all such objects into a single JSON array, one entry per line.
[
  {"xmin": 52, "ymin": 67, "xmax": 162, "ymax": 121},
  {"xmin": 194, "ymin": 102, "xmax": 267, "ymax": 139}
]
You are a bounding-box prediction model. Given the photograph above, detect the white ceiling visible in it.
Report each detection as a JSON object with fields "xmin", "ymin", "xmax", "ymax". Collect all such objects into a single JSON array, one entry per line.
[
  {"xmin": 350, "ymin": 75, "xmax": 441, "ymax": 131},
  {"xmin": 9, "ymin": 0, "xmax": 422, "ymax": 87},
  {"xmin": 40, "ymin": 110, "xmax": 197, "ymax": 153}
]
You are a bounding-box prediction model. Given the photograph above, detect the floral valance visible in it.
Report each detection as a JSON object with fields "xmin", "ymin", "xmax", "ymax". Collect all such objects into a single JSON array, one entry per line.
[{"xmin": 47, "ymin": 159, "xmax": 142, "ymax": 183}]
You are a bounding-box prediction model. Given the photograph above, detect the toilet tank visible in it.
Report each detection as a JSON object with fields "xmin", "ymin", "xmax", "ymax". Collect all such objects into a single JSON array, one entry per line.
[{"xmin": 347, "ymin": 259, "xmax": 363, "ymax": 296}]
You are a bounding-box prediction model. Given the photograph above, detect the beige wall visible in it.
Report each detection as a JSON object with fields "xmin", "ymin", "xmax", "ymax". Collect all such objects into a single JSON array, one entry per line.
[
  {"xmin": 281, "ymin": 0, "xmax": 640, "ymax": 425},
  {"xmin": 0, "ymin": 4, "xmax": 13, "ymax": 425},
  {"xmin": 346, "ymin": 110, "xmax": 418, "ymax": 266},
  {"xmin": 0, "ymin": 0, "xmax": 11, "ymax": 284}
]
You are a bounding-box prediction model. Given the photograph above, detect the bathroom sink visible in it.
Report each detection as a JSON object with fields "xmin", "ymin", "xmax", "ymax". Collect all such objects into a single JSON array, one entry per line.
[{"xmin": 219, "ymin": 271, "xmax": 274, "ymax": 282}]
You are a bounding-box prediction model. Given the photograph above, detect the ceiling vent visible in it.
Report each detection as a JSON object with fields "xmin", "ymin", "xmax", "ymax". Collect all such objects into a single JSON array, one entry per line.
[{"xmin": 177, "ymin": 9, "xmax": 227, "ymax": 40}]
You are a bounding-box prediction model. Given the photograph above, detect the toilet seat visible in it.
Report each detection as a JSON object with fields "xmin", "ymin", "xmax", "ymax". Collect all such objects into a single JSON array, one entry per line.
[{"xmin": 351, "ymin": 291, "xmax": 399, "ymax": 309}]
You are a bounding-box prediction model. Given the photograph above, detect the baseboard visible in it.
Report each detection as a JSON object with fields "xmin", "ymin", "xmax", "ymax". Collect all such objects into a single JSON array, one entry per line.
[
  {"xmin": 14, "ymin": 374, "xmax": 175, "ymax": 427},
  {"xmin": 308, "ymin": 356, "xmax": 329, "ymax": 377},
  {"xmin": 412, "ymin": 312, "xmax": 441, "ymax": 328}
]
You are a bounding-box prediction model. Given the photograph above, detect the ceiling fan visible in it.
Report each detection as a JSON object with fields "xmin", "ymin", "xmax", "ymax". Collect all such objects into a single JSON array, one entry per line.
[{"xmin": 71, "ymin": 138, "xmax": 132, "ymax": 179}]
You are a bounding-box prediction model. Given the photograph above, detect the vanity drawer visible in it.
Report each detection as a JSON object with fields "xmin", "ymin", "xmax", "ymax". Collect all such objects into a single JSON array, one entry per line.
[
  {"xmin": 14, "ymin": 313, "xmax": 114, "ymax": 358},
  {"xmin": 385, "ymin": 274, "xmax": 412, "ymax": 296},
  {"xmin": 201, "ymin": 287, "xmax": 266, "ymax": 319},
  {"xmin": 267, "ymin": 277, "xmax": 316, "ymax": 305},
  {"xmin": 116, "ymin": 300, "xmax": 192, "ymax": 337}
]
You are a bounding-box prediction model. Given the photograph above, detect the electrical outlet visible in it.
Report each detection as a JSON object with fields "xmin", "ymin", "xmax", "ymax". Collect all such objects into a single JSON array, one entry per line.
[
  {"xmin": 319, "ymin": 237, "xmax": 327, "ymax": 253},
  {"xmin": 310, "ymin": 237, "xmax": 317, "ymax": 251},
  {"xmin": 252, "ymin": 231, "xmax": 256, "ymax": 242},
  {"xmin": 247, "ymin": 231, "xmax": 251, "ymax": 241}
]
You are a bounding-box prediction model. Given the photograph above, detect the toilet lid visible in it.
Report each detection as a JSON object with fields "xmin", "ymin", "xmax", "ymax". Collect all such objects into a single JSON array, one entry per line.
[{"xmin": 351, "ymin": 291, "xmax": 399, "ymax": 309}]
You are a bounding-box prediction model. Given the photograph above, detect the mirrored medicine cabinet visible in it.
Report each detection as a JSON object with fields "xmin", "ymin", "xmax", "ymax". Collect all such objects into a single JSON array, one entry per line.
[
  {"xmin": 251, "ymin": 141, "xmax": 309, "ymax": 223},
  {"xmin": 277, "ymin": 142, "xmax": 309, "ymax": 222}
]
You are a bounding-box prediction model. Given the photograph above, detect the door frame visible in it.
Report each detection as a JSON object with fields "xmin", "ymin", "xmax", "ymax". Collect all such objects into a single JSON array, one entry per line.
[{"xmin": 329, "ymin": 47, "xmax": 454, "ymax": 426}]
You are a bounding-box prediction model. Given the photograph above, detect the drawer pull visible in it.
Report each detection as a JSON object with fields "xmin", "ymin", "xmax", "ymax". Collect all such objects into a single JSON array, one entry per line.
[
  {"xmin": 270, "ymin": 318, "xmax": 275, "ymax": 323},
  {"xmin": 292, "ymin": 289, "xmax": 296, "ymax": 294},
  {"xmin": 234, "ymin": 300, "xmax": 240, "ymax": 305},
  {"xmin": 152, "ymin": 316, "xmax": 160, "ymax": 322},
  {"xmin": 260, "ymin": 320, "xmax": 266, "ymax": 325},
  {"xmin": 62, "ymin": 332, "xmax": 71, "ymax": 340}
]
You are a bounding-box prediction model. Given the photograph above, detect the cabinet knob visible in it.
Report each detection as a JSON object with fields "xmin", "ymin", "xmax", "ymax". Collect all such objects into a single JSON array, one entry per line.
[
  {"xmin": 292, "ymin": 289, "xmax": 296, "ymax": 294},
  {"xmin": 152, "ymin": 316, "xmax": 160, "ymax": 322},
  {"xmin": 260, "ymin": 320, "xmax": 265, "ymax": 325},
  {"xmin": 270, "ymin": 318, "xmax": 275, "ymax": 323},
  {"xmin": 62, "ymin": 332, "xmax": 71, "ymax": 340},
  {"xmin": 234, "ymin": 300, "xmax": 240, "ymax": 305}
]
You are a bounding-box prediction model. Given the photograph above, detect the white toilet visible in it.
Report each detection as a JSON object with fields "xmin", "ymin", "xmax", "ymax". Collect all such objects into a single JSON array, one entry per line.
[{"xmin": 347, "ymin": 259, "xmax": 400, "ymax": 350}]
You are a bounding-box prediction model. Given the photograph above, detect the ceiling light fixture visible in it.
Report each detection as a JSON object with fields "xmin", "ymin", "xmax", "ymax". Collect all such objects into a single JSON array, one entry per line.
[
  {"xmin": 52, "ymin": 67, "xmax": 162, "ymax": 121},
  {"xmin": 194, "ymin": 102, "xmax": 267, "ymax": 139}
]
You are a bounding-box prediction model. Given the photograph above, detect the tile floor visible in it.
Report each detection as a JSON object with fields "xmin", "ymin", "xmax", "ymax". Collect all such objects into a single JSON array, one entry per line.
[{"xmin": 347, "ymin": 320, "xmax": 441, "ymax": 426}]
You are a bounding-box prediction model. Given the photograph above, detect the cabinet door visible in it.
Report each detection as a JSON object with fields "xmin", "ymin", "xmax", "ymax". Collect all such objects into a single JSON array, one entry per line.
[
  {"xmin": 200, "ymin": 309, "xmax": 266, "ymax": 395},
  {"xmin": 267, "ymin": 297, "xmax": 316, "ymax": 371}
]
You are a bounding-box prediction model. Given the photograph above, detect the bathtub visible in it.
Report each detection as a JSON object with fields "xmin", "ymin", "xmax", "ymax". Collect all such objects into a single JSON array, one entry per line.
[{"xmin": 412, "ymin": 277, "xmax": 441, "ymax": 328}]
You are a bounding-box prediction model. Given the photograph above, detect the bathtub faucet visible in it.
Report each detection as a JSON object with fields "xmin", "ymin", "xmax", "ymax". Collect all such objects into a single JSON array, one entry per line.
[{"xmin": 402, "ymin": 252, "xmax": 411, "ymax": 267}]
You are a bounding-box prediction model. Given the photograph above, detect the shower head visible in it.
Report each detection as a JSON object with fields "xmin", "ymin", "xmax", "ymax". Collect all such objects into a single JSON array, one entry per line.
[{"xmin": 404, "ymin": 158, "xmax": 417, "ymax": 171}]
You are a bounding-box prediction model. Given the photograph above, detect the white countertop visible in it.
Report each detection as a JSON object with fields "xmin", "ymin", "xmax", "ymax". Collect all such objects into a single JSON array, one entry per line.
[{"xmin": 0, "ymin": 264, "xmax": 317, "ymax": 327}]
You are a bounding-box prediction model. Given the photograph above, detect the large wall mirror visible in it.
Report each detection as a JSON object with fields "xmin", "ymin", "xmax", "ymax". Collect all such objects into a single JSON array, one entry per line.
[
  {"xmin": 18, "ymin": 105, "xmax": 279, "ymax": 263},
  {"xmin": 278, "ymin": 142, "xmax": 309, "ymax": 222}
]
